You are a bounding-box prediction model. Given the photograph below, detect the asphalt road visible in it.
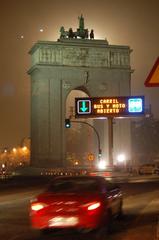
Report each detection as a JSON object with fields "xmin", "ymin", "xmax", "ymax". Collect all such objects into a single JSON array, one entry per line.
[{"xmin": 0, "ymin": 179, "xmax": 159, "ymax": 240}]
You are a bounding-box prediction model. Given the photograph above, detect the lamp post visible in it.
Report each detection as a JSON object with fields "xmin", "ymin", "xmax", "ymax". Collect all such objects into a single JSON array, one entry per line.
[{"xmin": 108, "ymin": 117, "xmax": 114, "ymax": 167}]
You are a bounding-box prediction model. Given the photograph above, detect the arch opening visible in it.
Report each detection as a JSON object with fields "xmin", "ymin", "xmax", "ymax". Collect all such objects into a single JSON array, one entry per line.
[{"xmin": 65, "ymin": 89, "xmax": 96, "ymax": 168}]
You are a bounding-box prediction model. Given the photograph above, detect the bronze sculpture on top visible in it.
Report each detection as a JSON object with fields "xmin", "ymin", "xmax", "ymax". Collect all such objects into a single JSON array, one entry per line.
[{"xmin": 60, "ymin": 14, "xmax": 94, "ymax": 40}]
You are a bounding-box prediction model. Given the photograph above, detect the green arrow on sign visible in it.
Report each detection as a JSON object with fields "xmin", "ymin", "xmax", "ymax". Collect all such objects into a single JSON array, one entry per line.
[{"xmin": 80, "ymin": 101, "xmax": 88, "ymax": 112}]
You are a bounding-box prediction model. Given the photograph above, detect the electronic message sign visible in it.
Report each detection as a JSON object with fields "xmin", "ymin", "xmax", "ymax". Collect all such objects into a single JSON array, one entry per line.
[{"xmin": 75, "ymin": 96, "xmax": 145, "ymax": 118}]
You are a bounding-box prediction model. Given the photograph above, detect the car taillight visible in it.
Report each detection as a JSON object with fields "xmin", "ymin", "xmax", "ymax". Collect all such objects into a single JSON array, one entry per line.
[
  {"xmin": 87, "ymin": 202, "xmax": 101, "ymax": 211},
  {"xmin": 31, "ymin": 202, "xmax": 48, "ymax": 211},
  {"xmin": 82, "ymin": 201, "xmax": 101, "ymax": 211}
]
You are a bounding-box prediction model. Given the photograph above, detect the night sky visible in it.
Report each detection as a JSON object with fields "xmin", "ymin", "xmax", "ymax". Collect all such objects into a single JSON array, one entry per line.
[{"xmin": 1, "ymin": 0, "xmax": 159, "ymax": 148}]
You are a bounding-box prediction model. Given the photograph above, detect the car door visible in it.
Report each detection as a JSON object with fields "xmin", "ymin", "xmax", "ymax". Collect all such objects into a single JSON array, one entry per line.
[{"xmin": 105, "ymin": 181, "xmax": 121, "ymax": 216}]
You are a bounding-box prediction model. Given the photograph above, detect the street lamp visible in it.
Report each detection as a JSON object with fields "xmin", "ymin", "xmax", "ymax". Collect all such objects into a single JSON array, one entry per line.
[
  {"xmin": 97, "ymin": 160, "xmax": 106, "ymax": 170},
  {"xmin": 12, "ymin": 148, "xmax": 17, "ymax": 153},
  {"xmin": 74, "ymin": 161, "xmax": 79, "ymax": 166},
  {"xmin": 117, "ymin": 153, "xmax": 126, "ymax": 163},
  {"xmin": 2, "ymin": 163, "xmax": 5, "ymax": 169},
  {"xmin": 22, "ymin": 146, "xmax": 27, "ymax": 151}
]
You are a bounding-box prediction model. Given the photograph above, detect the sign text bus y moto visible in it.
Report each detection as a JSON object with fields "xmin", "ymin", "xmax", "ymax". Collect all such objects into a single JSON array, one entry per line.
[{"xmin": 75, "ymin": 96, "xmax": 145, "ymax": 118}]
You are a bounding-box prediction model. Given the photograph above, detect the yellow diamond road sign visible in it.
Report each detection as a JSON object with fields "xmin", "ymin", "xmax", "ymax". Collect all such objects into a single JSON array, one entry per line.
[{"xmin": 145, "ymin": 57, "xmax": 159, "ymax": 87}]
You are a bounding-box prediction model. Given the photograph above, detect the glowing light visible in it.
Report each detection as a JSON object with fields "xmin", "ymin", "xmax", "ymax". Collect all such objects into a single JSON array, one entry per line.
[
  {"xmin": 117, "ymin": 154, "xmax": 126, "ymax": 163},
  {"xmin": 22, "ymin": 146, "xmax": 27, "ymax": 151},
  {"xmin": 39, "ymin": 29, "xmax": 44, "ymax": 32},
  {"xmin": 20, "ymin": 35, "xmax": 24, "ymax": 39},
  {"xmin": 13, "ymin": 148, "xmax": 17, "ymax": 153},
  {"xmin": 97, "ymin": 160, "xmax": 106, "ymax": 170},
  {"xmin": 2, "ymin": 164, "xmax": 5, "ymax": 168}
]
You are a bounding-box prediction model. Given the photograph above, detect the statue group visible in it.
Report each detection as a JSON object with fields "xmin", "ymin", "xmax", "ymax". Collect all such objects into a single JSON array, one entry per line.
[{"xmin": 60, "ymin": 15, "xmax": 94, "ymax": 40}]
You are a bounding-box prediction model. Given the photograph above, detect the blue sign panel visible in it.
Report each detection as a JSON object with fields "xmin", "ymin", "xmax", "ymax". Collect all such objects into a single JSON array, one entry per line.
[
  {"xmin": 77, "ymin": 99, "xmax": 91, "ymax": 114},
  {"xmin": 128, "ymin": 98, "xmax": 143, "ymax": 113}
]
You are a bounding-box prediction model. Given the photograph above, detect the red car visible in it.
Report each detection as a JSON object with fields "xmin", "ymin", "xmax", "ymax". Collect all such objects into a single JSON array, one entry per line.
[{"xmin": 30, "ymin": 176, "xmax": 123, "ymax": 238}]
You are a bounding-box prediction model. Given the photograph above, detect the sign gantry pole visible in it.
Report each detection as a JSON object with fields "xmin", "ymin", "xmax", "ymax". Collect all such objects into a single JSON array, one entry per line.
[{"xmin": 108, "ymin": 117, "xmax": 114, "ymax": 167}]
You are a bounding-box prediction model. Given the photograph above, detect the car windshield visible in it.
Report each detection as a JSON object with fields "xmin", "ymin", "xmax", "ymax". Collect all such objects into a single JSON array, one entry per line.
[{"xmin": 47, "ymin": 177, "xmax": 100, "ymax": 193}]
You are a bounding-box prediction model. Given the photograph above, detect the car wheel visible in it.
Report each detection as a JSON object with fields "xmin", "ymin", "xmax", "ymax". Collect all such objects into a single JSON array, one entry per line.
[
  {"xmin": 105, "ymin": 209, "xmax": 114, "ymax": 233},
  {"xmin": 117, "ymin": 201, "xmax": 124, "ymax": 220}
]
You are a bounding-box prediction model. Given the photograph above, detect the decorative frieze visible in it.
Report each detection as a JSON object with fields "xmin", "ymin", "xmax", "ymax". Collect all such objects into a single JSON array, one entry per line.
[{"xmin": 31, "ymin": 41, "xmax": 130, "ymax": 69}]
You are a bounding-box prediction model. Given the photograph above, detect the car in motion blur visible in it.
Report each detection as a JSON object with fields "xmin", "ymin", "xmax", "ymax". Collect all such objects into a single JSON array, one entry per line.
[
  {"xmin": 139, "ymin": 164, "xmax": 159, "ymax": 175},
  {"xmin": 30, "ymin": 176, "xmax": 123, "ymax": 238}
]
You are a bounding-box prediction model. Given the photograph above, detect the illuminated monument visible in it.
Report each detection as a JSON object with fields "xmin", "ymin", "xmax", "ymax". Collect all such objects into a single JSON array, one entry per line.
[{"xmin": 28, "ymin": 15, "xmax": 132, "ymax": 168}]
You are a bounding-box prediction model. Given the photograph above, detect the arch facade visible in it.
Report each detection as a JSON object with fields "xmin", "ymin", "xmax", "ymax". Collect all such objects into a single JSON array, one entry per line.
[{"xmin": 28, "ymin": 38, "xmax": 132, "ymax": 168}]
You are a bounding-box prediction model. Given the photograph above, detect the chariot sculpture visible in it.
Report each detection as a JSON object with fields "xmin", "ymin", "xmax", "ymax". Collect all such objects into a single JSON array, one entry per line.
[{"xmin": 60, "ymin": 15, "xmax": 94, "ymax": 40}]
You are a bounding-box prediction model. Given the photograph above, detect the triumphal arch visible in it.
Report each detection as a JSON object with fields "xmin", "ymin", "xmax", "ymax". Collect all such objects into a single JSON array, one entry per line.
[{"xmin": 28, "ymin": 15, "xmax": 132, "ymax": 168}]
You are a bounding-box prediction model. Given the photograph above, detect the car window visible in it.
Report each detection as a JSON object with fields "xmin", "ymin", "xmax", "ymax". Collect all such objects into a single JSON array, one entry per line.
[
  {"xmin": 105, "ymin": 181, "xmax": 119, "ymax": 191},
  {"xmin": 47, "ymin": 178, "xmax": 100, "ymax": 193}
]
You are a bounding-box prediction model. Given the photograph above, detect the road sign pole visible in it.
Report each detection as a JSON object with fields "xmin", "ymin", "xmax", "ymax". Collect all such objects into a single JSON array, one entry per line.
[{"xmin": 108, "ymin": 117, "xmax": 113, "ymax": 167}]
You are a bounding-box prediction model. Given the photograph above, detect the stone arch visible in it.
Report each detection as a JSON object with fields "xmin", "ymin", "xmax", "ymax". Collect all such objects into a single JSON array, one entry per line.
[{"xmin": 28, "ymin": 38, "xmax": 132, "ymax": 168}]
